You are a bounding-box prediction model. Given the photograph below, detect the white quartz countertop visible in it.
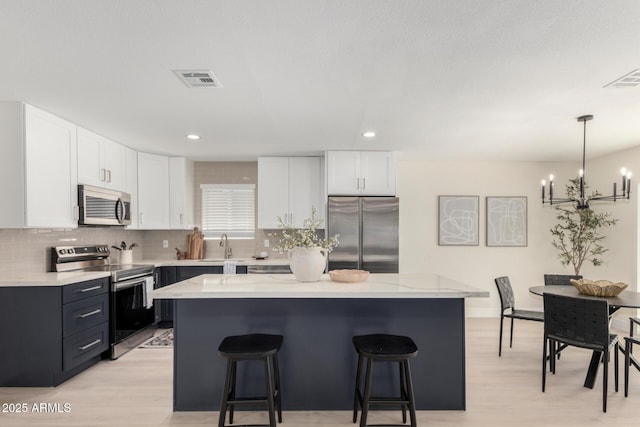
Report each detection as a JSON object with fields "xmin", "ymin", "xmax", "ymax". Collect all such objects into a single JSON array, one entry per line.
[
  {"xmin": 0, "ymin": 270, "xmax": 111, "ymax": 287},
  {"xmin": 149, "ymin": 258, "xmax": 289, "ymax": 267},
  {"xmin": 0, "ymin": 258, "xmax": 289, "ymax": 287},
  {"xmin": 151, "ymin": 273, "xmax": 489, "ymax": 299}
]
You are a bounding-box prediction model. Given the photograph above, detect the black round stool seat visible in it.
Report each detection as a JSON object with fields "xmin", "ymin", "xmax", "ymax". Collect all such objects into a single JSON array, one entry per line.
[
  {"xmin": 217, "ymin": 333, "xmax": 283, "ymax": 427},
  {"xmin": 353, "ymin": 334, "xmax": 418, "ymax": 360},
  {"xmin": 352, "ymin": 334, "xmax": 418, "ymax": 427},
  {"xmin": 219, "ymin": 333, "xmax": 283, "ymax": 359}
]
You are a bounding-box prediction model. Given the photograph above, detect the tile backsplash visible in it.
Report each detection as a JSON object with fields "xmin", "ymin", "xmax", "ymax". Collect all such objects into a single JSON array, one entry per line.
[
  {"xmin": 0, "ymin": 161, "xmax": 288, "ymax": 277},
  {"xmin": 0, "ymin": 227, "xmax": 285, "ymax": 277}
]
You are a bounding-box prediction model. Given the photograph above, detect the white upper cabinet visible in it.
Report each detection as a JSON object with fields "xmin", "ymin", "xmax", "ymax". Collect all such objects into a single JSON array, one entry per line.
[
  {"xmin": 326, "ymin": 151, "xmax": 396, "ymax": 196},
  {"xmin": 258, "ymin": 157, "xmax": 323, "ymax": 229},
  {"xmin": 124, "ymin": 147, "xmax": 139, "ymax": 229},
  {"xmin": 0, "ymin": 102, "xmax": 78, "ymax": 228},
  {"xmin": 77, "ymin": 127, "xmax": 126, "ymax": 191},
  {"xmin": 137, "ymin": 152, "xmax": 170, "ymax": 229},
  {"xmin": 169, "ymin": 157, "xmax": 194, "ymax": 230}
]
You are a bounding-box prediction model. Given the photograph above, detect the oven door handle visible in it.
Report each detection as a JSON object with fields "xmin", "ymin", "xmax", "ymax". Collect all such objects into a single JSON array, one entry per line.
[{"xmin": 113, "ymin": 275, "xmax": 154, "ymax": 291}]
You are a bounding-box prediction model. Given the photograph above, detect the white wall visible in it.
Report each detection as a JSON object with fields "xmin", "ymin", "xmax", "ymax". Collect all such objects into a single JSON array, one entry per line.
[{"xmin": 398, "ymin": 159, "xmax": 591, "ymax": 317}]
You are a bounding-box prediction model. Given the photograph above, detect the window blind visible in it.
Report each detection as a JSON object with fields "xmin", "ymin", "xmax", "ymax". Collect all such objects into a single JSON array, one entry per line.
[{"xmin": 200, "ymin": 184, "xmax": 255, "ymax": 239}]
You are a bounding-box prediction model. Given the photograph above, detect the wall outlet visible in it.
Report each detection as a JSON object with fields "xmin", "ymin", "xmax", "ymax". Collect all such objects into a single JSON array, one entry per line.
[
  {"xmin": 162, "ymin": 240, "xmax": 169, "ymax": 249},
  {"xmin": 263, "ymin": 239, "xmax": 270, "ymax": 248}
]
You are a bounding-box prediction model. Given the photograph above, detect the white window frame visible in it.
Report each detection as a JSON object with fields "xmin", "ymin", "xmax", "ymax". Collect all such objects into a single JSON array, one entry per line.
[{"xmin": 201, "ymin": 184, "xmax": 255, "ymax": 239}]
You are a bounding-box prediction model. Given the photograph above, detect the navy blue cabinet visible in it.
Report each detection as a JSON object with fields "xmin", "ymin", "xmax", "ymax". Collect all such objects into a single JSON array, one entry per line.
[
  {"xmin": 0, "ymin": 277, "xmax": 110, "ymax": 387},
  {"xmin": 155, "ymin": 265, "xmax": 248, "ymax": 328}
]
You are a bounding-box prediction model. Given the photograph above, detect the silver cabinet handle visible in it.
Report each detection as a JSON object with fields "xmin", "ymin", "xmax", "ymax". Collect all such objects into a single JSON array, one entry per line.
[
  {"xmin": 73, "ymin": 205, "xmax": 79, "ymax": 221},
  {"xmin": 77, "ymin": 309, "xmax": 102, "ymax": 319},
  {"xmin": 357, "ymin": 178, "xmax": 360, "ymax": 189},
  {"xmin": 79, "ymin": 285, "xmax": 102, "ymax": 293},
  {"xmin": 140, "ymin": 213, "xmax": 144, "ymax": 224},
  {"xmin": 290, "ymin": 213, "xmax": 293, "ymax": 225},
  {"xmin": 78, "ymin": 339, "xmax": 102, "ymax": 351},
  {"xmin": 100, "ymin": 168, "xmax": 106, "ymax": 182},
  {"xmin": 106, "ymin": 169, "xmax": 112, "ymax": 183},
  {"xmin": 180, "ymin": 213, "xmax": 183, "ymax": 224},
  {"xmin": 362, "ymin": 178, "xmax": 366, "ymax": 190}
]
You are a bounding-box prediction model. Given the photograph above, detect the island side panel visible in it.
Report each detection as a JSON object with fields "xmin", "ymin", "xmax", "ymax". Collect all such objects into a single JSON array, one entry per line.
[{"xmin": 173, "ymin": 298, "xmax": 465, "ymax": 411}]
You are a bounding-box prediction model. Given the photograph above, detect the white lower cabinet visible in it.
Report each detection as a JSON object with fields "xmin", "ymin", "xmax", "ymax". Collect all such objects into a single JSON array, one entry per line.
[{"xmin": 0, "ymin": 102, "xmax": 78, "ymax": 228}]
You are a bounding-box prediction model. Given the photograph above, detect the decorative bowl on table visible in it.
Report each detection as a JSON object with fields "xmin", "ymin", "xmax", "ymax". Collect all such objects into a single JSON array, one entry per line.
[
  {"xmin": 329, "ymin": 269, "xmax": 370, "ymax": 283},
  {"xmin": 569, "ymin": 278, "xmax": 628, "ymax": 297}
]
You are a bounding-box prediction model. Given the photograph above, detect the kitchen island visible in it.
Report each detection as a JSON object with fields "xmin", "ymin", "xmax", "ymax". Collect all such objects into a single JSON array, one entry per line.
[{"xmin": 151, "ymin": 273, "xmax": 488, "ymax": 411}]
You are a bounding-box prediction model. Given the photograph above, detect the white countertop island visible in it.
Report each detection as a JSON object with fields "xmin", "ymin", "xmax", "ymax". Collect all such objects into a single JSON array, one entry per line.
[
  {"xmin": 161, "ymin": 272, "xmax": 487, "ymax": 412},
  {"xmin": 151, "ymin": 273, "xmax": 489, "ymax": 299}
]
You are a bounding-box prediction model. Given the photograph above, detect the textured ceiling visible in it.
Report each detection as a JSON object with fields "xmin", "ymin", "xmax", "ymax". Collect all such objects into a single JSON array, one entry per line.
[{"xmin": 1, "ymin": 0, "xmax": 639, "ymax": 162}]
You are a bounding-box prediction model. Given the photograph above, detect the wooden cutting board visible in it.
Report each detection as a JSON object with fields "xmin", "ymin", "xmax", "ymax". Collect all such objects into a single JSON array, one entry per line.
[{"xmin": 186, "ymin": 227, "xmax": 205, "ymax": 259}]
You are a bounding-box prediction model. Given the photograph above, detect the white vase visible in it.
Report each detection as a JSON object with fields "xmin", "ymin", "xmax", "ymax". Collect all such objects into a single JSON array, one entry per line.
[{"xmin": 288, "ymin": 246, "xmax": 328, "ymax": 282}]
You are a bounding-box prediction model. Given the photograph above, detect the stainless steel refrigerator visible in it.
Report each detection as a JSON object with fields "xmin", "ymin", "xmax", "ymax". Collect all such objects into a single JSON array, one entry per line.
[{"xmin": 327, "ymin": 196, "xmax": 399, "ymax": 273}]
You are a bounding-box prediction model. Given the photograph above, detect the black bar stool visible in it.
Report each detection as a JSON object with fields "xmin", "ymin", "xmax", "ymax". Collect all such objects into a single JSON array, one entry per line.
[
  {"xmin": 218, "ymin": 333, "xmax": 283, "ymax": 427},
  {"xmin": 352, "ymin": 334, "xmax": 418, "ymax": 427}
]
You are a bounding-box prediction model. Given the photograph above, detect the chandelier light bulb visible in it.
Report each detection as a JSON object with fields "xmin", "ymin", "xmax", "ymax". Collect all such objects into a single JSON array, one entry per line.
[
  {"xmin": 579, "ymin": 169, "xmax": 584, "ymax": 177},
  {"xmin": 541, "ymin": 179, "xmax": 546, "ymax": 186},
  {"xmin": 627, "ymin": 171, "xmax": 633, "ymax": 179},
  {"xmin": 549, "ymin": 174, "xmax": 554, "ymax": 182},
  {"xmin": 621, "ymin": 167, "xmax": 627, "ymax": 176}
]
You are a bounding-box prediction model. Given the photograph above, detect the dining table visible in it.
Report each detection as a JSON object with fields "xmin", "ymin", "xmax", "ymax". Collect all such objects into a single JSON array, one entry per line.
[{"xmin": 529, "ymin": 285, "xmax": 640, "ymax": 389}]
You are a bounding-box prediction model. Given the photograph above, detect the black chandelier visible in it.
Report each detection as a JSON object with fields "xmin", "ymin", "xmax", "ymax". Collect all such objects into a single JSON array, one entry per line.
[{"xmin": 541, "ymin": 114, "xmax": 631, "ymax": 210}]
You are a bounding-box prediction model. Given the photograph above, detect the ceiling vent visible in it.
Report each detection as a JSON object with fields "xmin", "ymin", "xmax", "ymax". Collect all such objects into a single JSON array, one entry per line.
[
  {"xmin": 173, "ymin": 70, "xmax": 223, "ymax": 88},
  {"xmin": 604, "ymin": 69, "xmax": 640, "ymax": 88}
]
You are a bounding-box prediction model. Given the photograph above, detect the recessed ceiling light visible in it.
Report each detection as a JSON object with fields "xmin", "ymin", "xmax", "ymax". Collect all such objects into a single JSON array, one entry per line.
[
  {"xmin": 362, "ymin": 131, "xmax": 376, "ymax": 138},
  {"xmin": 186, "ymin": 134, "xmax": 201, "ymax": 140}
]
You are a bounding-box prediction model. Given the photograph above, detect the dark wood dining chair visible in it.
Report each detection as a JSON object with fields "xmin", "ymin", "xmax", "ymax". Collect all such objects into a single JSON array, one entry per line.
[
  {"xmin": 542, "ymin": 293, "xmax": 619, "ymax": 412},
  {"xmin": 624, "ymin": 317, "xmax": 640, "ymax": 396},
  {"xmin": 543, "ymin": 274, "xmax": 582, "ymax": 286},
  {"xmin": 495, "ymin": 276, "xmax": 544, "ymax": 357}
]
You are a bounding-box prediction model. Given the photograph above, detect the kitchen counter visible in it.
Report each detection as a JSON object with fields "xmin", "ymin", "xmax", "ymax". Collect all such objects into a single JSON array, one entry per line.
[
  {"xmin": 148, "ymin": 257, "xmax": 289, "ymax": 267},
  {"xmin": 159, "ymin": 273, "xmax": 488, "ymax": 412},
  {"xmin": 151, "ymin": 273, "xmax": 487, "ymax": 299},
  {"xmin": 0, "ymin": 258, "xmax": 289, "ymax": 287},
  {"xmin": 0, "ymin": 270, "xmax": 112, "ymax": 287}
]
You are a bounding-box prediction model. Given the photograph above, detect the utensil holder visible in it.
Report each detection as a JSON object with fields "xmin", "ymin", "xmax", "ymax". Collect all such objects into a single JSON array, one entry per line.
[{"xmin": 120, "ymin": 249, "xmax": 133, "ymax": 264}]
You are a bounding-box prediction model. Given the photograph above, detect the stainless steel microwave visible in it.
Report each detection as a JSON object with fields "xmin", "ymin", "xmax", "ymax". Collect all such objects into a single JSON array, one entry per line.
[{"xmin": 78, "ymin": 185, "xmax": 132, "ymax": 226}]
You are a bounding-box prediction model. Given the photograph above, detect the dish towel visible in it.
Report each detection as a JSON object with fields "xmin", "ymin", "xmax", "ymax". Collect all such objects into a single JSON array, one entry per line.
[
  {"xmin": 223, "ymin": 260, "xmax": 237, "ymax": 275},
  {"xmin": 143, "ymin": 276, "xmax": 155, "ymax": 309}
]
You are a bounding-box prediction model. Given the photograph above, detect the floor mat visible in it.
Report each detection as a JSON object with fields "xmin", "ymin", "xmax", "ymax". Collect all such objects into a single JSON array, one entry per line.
[{"xmin": 140, "ymin": 329, "xmax": 173, "ymax": 348}]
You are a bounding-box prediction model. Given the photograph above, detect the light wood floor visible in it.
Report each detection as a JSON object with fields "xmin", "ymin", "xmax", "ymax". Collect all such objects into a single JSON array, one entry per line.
[{"xmin": 1, "ymin": 318, "xmax": 640, "ymax": 426}]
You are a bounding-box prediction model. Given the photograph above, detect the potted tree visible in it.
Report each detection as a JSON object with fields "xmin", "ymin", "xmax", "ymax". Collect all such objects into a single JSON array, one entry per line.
[{"xmin": 550, "ymin": 178, "xmax": 617, "ymax": 275}]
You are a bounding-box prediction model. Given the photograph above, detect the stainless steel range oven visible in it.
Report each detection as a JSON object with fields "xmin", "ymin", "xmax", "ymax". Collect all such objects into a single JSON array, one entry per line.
[{"xmin": 52, "ymin": 245, "xmax": 156, "ymax": 359}]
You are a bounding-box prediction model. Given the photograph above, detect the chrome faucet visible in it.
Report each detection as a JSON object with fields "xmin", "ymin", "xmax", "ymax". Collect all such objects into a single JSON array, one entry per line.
[{"xmin": 219, "ymin": 233, "xmax": 232, "ymax": 259}]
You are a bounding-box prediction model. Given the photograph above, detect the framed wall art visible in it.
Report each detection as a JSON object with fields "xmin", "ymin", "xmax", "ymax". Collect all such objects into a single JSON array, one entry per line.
[
  {"xmin": 486, "ymin": 196, "xmax": 527, "ymax": 247},
  {"xmin": 438, "ymin": 195, "xmax": 479, "ymax": 246}
]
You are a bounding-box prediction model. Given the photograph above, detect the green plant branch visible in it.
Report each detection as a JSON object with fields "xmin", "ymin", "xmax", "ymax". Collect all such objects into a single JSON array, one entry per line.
[{"xmin": 550, "ymin": 178, "xmax": 617, "ymax": 275}]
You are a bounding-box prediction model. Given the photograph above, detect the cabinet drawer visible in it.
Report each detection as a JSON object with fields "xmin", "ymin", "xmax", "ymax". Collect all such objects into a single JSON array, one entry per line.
[
  {"xmin": 63, "ymin": 278, "xmax": 109, "ymax": 304},
  {"xmin": 62, "ymin": 294, "xmax": 109, "ymax": 338},
  {"xmin": 62, "ymin": 322, "xmax": 109, "ymax": 371}
]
